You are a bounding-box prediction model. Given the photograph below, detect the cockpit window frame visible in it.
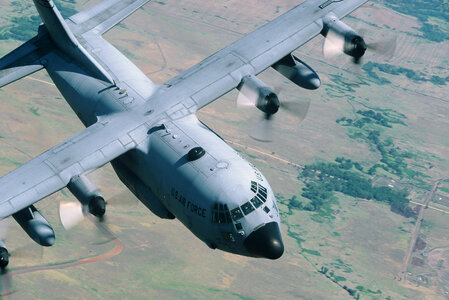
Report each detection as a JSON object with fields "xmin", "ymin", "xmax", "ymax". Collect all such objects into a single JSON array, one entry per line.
[
  {"xmin": 230, "ymin": 207, "xmax": 244, "ymax": 221},
  {"xmin": 250, "ymin": 196, "xmax": 263, "ymax": 208},
  {"xmin": 241, "ymin": 201, "xmax": 255, "ymax": 215}
]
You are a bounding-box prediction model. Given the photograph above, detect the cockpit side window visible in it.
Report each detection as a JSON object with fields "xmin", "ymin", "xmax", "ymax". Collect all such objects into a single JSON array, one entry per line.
[{"xmin": 231, "ymin": 207, "xmax": 244, "ymax": 220}]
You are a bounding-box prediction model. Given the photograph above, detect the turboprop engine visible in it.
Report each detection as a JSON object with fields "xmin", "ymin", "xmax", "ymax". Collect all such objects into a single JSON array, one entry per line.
[
  {"xmin": 236, "ymin": 74, "xmax": 312, "ymax": 142},
  {"xmin": 13, "ymin": 205, "xmax": 55, "ymax": 247},
  {"xmin": 67, "ymin": 175, "xmax": 106, "ymax": 218},
  {"xmin": 321, "ymin": 12, "xmax": 367, "ymax": 63},
  {"xmin": 237, "ymin": 75, "xmax": 280, "ymax": 116},
  {"xmin": 272, "ymin": 54, "xmax": 320, "ymax": 90},
  {"xmin": 59, "ymin": 175, "xmax": 107, "ymax": 229}
]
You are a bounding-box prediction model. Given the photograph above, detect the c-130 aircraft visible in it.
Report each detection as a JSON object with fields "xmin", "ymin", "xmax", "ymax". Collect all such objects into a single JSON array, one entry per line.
[{"xmin": 0, "ymin": 0, "xmax": 375, "ymax": 268}]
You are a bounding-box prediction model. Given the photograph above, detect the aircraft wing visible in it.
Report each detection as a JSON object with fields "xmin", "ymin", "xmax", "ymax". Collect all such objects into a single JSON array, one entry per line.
[
  {"xmin": 0, "ymin": 112, "xmax": 149, "ymax": 219},
  {"xmin": 164, "ymin": 0, "xmax": 368, "ymax": 110},
  {"xmin": 67, "ymin": 0, "xmax": 150, "ymax": 36}
]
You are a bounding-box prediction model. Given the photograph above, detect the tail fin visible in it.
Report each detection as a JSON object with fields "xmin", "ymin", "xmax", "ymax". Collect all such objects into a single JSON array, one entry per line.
[{"xmin": 32, "ymin": 0, "xmax": 113, "ymax": 83}]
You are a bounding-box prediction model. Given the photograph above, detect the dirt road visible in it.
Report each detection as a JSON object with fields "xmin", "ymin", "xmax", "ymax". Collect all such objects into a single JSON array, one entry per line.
[
  {"xmin": 398, "ymin": 177, "xmax": 449, "ymax": 281},
  {"xmin": 1, "ymin": 216, "xmax": 123, "ymax": 299}
]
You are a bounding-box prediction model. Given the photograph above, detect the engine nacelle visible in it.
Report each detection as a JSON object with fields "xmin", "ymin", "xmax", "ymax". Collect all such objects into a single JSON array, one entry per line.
[
  {"xmin": 237, "ymin": 75, "xmax": 280, "ymax": 116},
  {"xmin": 67, "ymin": 175, "xmax": 105, "ymax": 217},
  {"xmin": 13, "ymin": 205, "xmax": 55, "ymax": 247},
  {"xmin": 111, "ymin": 160, "xmax": 175, "ymax": 219},
  {"xmin": 272, "ymin": 54, "xmax": 320, "ymax": 90},
  {"xmin": 322, "ymin": 13, "xmax": 367, "ymax": 60}
]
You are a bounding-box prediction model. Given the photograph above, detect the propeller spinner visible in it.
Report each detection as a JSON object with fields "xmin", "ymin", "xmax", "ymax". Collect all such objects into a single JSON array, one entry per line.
[
  {"xmin": 322, "ymin": 12, "xmax": 396, "ymax": 65},
  {"xmin": 237, "ymin": 75, "xmax": 311, "ymax": 142}
]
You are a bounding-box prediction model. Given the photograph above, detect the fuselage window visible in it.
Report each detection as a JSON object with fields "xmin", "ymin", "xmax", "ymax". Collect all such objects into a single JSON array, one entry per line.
[
  {"xmin": 263, "ymin": 206, "xmax": 270, "ymax": 214},
  {"xmin": 241, "ymin": 201, "xmax": 255, "ymax": 215},
  {"xmin": 250, "ymin": 196, "xmax": 263, "ymax": 208},
  {"xmin": 231, "ymin": 207, "xmax": 244, "ymax": 221},
  {"xmin": 212, "ymin": 203, "xmax": 232, "ymax": 224},
  {"xmin": 218, "ymin": 212, "xmax": 226, "ymax": 223},
  {"xmin": 225, "ymin": 210, "xmax": 232, "ymax": 223},
  {"xmin": 235, "ymin": 223, "xmax": 243, "ymax": 230}
]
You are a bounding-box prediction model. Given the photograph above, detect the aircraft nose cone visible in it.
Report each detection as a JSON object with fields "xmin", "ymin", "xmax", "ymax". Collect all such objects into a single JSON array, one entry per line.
[{"xmin": 244, "ymin": 222, "xmax": 284, "ymax": 259}]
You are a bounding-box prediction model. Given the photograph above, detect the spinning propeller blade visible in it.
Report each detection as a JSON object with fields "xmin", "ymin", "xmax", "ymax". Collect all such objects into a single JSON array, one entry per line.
[
  {"xmin": 237, "ymin": 83, "xmax": 311, "ymax": 142},
  {"xmin": 323, "ymin": 30, "xmax": 345, "ymax": 59},
  {"xmin": 59, "ymin": 201, "xmax": 85, "ymax": 230},
  {"xmin": 323, "ymin": 29, "xmax": 397, "ymax": 65}
]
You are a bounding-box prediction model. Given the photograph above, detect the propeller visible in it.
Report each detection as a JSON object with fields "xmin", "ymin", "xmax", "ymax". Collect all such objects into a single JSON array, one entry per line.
[
  {"xmin": 59, "ymin": 199, "xmax": 117, "ymax": 245},
  {"xmin": 59, "ymin": 201, "xmax": 85, "ymax": 230},
  {"xmin": 0, "ymin": 268, "xmax": 14, "ymax": 298},
  {"xmin": 237, "ymin": 83, "xmax": 311, "ymax": 142},
  {"xmin": 323, "ymin": 28, "xmax": 397, "ymax": 65},
  {"xmin": 59, "ymin": 196, "xmax": 107, "ymax": 229}
]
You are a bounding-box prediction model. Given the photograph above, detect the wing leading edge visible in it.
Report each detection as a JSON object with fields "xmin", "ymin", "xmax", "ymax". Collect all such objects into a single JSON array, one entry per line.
[{"xmin": 164, "ymin": 0, "xmax": 368, "ymax": 110}]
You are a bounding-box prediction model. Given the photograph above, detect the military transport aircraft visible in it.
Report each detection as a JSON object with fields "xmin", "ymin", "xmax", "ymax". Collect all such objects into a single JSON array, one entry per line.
[{"xmin": 0, "ymin": 0, "xmax": 382, "ymax": 268}]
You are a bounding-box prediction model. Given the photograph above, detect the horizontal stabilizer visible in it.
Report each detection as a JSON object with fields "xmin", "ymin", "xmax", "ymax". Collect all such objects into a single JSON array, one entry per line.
[{"xmin": 0, "ymin": 37, "xmax": 44, "ymax": 88}]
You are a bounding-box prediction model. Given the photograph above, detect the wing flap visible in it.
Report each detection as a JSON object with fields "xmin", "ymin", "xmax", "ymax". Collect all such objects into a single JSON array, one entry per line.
[{"xmin": 0, "ymin": 113, "xmax": 147, "ymax": 219}]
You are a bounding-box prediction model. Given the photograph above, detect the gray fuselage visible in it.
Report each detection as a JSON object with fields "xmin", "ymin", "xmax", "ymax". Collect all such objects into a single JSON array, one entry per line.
[{"xmin": 44, "ymin": 37, "xmax": 283, "ymax": 259}]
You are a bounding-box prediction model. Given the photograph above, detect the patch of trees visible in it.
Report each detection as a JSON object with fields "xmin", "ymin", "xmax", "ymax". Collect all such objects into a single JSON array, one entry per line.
[
  {"xmin": 319, "ymin": 267, "xmax": 359, "ymax": 298},
  {"xmin": 365, "ymin": 130, "xmax": 412, "ymax": 177},
  {"xmin": 298, "ymin": 160, "xmax": 415, "ymax": 218},
  {"xmin": 336, "ymin": 108, "xmax": 413, "ymax": 177},
  {"xmin": 0, "ymin": 0, "xmax": 77, "ymax": 41},
  {"xmin": 382, "ymin": 0, "xmax": 448, "ymax": 42},
  {"xmin": 363, "ymin": 62, "xmax": 448, "ymax": 86},
  {"xmin": 337, "ymin": 109, "xmax": 406, "ymax": 129}
]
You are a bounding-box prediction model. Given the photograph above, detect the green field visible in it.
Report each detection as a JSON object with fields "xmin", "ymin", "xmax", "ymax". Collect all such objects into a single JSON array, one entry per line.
[{"xmin": 0, "ymin": 0, "xmax": 448, "ymax": 299}]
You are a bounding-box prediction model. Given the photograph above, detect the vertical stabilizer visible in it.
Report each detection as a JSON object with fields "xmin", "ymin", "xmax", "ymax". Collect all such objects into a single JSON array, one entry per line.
[{"xmin": 32, "ymin": 0, "xmax": 113, "ymax": 83}]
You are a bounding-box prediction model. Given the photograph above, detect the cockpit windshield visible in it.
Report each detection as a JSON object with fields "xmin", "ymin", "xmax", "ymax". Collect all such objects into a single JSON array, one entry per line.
[{"xmin": 229, "ymin": 181, "xmax": 269, "ymax": 221}]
